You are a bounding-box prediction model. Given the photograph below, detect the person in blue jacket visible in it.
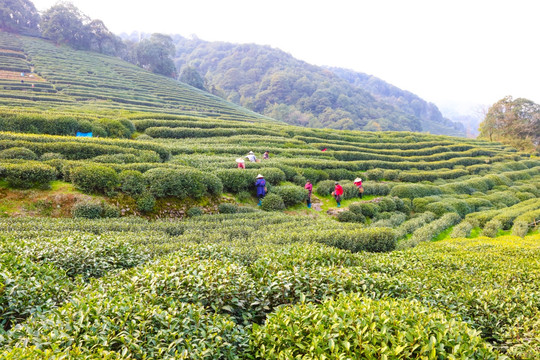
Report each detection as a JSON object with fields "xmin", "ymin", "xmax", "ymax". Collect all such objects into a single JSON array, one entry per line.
[{"xmin": 255, "ymin": 174, "xmax": 267, "ymax": 206}]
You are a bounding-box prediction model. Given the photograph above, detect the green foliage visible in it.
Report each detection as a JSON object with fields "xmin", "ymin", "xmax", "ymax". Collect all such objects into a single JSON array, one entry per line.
[
  {"xmin": 218, "ymin": 203, "xmax": 238, "ymax": 214},
  {"xmin": 337, "ymin": 210, "xmax": 365, "ymax": 223},
  {"xmin": 71, "ymin": 201, "xmax": 103, "ymax": 219},
  {"xmin": 71, "ymin": 164, "xmax": 118, "ymax": 194},
  {"xmin": 136, "ymin": 191, "xmax": 155, "ymax": 212},
  {"xmin": 187, "ymin": 207, "xmax": 203, "ymax": 217},
  {"xmin": 0, "ymin": 147, "xmax": 37, "ymax": 160},
  {"xmin": 349, "ymin": 202, "xmax": 379, "ymax": 218},
  {"xmin": 365, "ymin": 168, "xmax": 384, "ymax": 181},
  {"xmin": 215, "ymin": 169, "xmax": 255, "ymax": 193},
  {"xmin": 451, "ymin": 221, "xmax": 474, "ymax": 238},
  {"xmin": 0, "ymin": 253, "xmax": 72, "ymax": 330},
  {"xmin": 261, "ymin": 193, "xmax": 285, "ymax": 211},
  {"xmin": 143, "ymin": 168, "xmax": 206, "ymax": 199},
  {"xmin": 390, "ymin": 183, "xmax": 442, "ymax": 198},
  {"xmin": 251, "ymin": 294, "xmax": 498, "ymax": 359},
  {"xmin": 272, "ymin": 185, "xmax": 307, "ymax": 207},
  {"xmin": 2, "ymin": 162, "xmax": 57, "ymax": 189},
  {"xmin": 118, "ymin": 170, "xmax": 145, "ymax": 196},
  {"xmin": 315, "ymin": 179, "xmax": 336, "ymax": 196}
]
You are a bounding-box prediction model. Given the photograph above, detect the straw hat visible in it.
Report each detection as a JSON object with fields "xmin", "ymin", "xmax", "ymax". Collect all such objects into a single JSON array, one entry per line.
[
  {"xmin": 256, "ymin": 174, "xmax": 264, "ymax": 178},
  {"xmin": 354, "ymin": 177, "xmax": 362, "ymax": 182},
  {"xmin": 249, "ymin": 151, "xmax": 254, "ymax": 154},
  {"xmin": 236, "ymin": 158, "xmax": 244, "ymax": 163}
]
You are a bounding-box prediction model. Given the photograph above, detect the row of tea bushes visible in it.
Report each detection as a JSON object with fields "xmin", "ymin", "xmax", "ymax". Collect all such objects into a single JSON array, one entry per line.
[{"xmin": 2, "ymin": 225, "xmax": 540, "ymax": 357}]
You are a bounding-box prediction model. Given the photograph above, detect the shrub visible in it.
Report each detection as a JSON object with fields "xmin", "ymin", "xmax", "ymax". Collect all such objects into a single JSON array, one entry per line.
[
  {"xmin": 272, "ymin": 185, "xmax": 308, "ymax": 207},
  {"xmin": 408, "ymin": 212, "xmax": 462, "ymax": 246},
  {"xmin": 315, "ymin": 180, "xmax": 336, "ymax": 196},
  {"xmin": 3, "ymin": 163, "xmax": 57, "ymax": 189},
  {"xmin": 482, "ymin": 219, "xmax": 502, "ymax": 238},
  {"xmin": 299, "ymin": 168, "xmax": 329, "ymax": 183},
  {"xmin": 349, "ymin": 202, "xmax": 379, "ymax": 218},
  {"xmin": 363, "ymin": 182, "xmax": 390, "ymax": 196},
  {"xmin": 40, "ymin": 152, "xmax": 64, "ymax": 161},
  {"xmin": 325, "ymin": 168, "xmax": 356, "ymax": 181},
  {"xmin": 102, "ymin": 203, "xmax": 120, "ymax": 218},
  {"xmin": 0, "ymin": 147, "xmax": 37, "ymax": 160},
  {"xmin": 378, "ymin": 197, "xmax": 396, "ymax": 212},
  {"xmin": 136, "ymin": 191, "xmax": 155, "ymax": 213},
  {"xmin": 251, "ymin": 294, "xmax": 498, "ymax": 359},
  {"xmin": 72, "ymin": 201, "xmax": 103, "ymax": 219},
  {"xmin": 202, "ymin": 173, "xmax": 223, "ymax": 196},
  {"xmin": 259, "ymin": 168, "xmax": 286, "ymax": 185},
  {"xmin": 143, "ymin": 168, "xmax": 206, "ymax": 199},
  {"xmin": 383, "ymin": 169, "xmax": 399, "ymax": 180},
  {"xmin": 337, "ymin": 210, "xmax": 365, "ymax": 223},
  {"xmin": 218, "ymin": 203, "xmax": 238, "ymax": 214},
  {"xmin": 342, "ymin": 183, "xmax": 359, "ymax": 199},
  {"xmin": 292, "ymin": 174, "xmax": 306, "ymax": 186},
  {"xmin": 451, "ymin": 221, "xmax": 474, "ymax": 238},
  {"xmin": 365, "ymin": 168, "xmax": 384, "ymax": 181},
  {"xmin": 118, "ymin": 170, "xmax": 145, "ymax": 196},
  {"xmin": 261, "ymin": 193, "xmax": 285, "ymax": 211},
  {"xmin": 187, "ymin": 207, "xmax": 203, "ymax": 217},
  {"xmin": 163, "ymin": 223, "xmax": 185, "ymax": 236},
  {"xmin": 512, "ymin": 209, "xmax": 540, "ymax": 237},
  {"xmin": 215, "ymin": 169, "xmax": 254, "ymax": 193},
  {"xmin": 71, "ymin": 165, "xmax": 119, "ymax": 194},
  {"xmin": 390, "ymin": 184, "xmax": 442, "ymax": 198}
]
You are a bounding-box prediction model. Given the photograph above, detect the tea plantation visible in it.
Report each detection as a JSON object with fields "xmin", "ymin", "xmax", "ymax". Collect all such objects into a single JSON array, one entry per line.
[{"xmin": 0, "ymin": 31, "xmax": 539, "ymax": 359}]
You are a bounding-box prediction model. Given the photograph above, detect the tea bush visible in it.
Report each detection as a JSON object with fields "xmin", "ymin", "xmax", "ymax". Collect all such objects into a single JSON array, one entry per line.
[
  {"xmin": 71, "ymin": 201, "xmax": 103, "ymax": 219},
  {"xmin": 2, "ymin": 162, "xmax": 56, "ymax": 189},
  {"xmin": 261, "ymin": 193, "xmax": 285, "ymax": 211},
  {"xmin": 271, "ymin": 185, "xmax": 307, "ymax": 207},
  {"xmin": 187, "ymin": 207, "xmax": 204, "ymax": 217},
  {"xmin": 0, "ymin": 147, "xmax": 37, "ymax": 160},
  {"xmin": 337, "ymin": 210, "xmax": 365, "ymax": 223},
  {"xmin": 218, "ymin": 203, "xmax": 238, "ymax": 214},
  {"xmin": 118, "ymin": 169, "xmax": 145, "ymax": 196},
  {"xmin": 136, "ymin": 191, "xmax": 155, "ymax": 212},
  {"xmin": 143, "ymin": 168, "xmax": 206, "ymax": 199},
  {"xmin": 71, "ymin": 164, "xmax": 118, "ymax": 194},
  {"xmin": 251, "ymin": 293, "xmax": 499, "ymax": 359}
]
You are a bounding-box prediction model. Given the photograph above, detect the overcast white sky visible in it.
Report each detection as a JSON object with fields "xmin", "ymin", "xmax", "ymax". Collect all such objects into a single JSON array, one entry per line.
[{"xmin": 31, "ymin": 0, "xmax": 539, "ymax": 117}]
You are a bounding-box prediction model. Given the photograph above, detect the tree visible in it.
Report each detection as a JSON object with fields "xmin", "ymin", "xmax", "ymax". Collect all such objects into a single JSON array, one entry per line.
[
  {"xmin": 0, "ymin": 0, "xmax": 40, "ymax": 34},
  {"xmin": 86, "ymin": 19, "xmax": 123, "ymax": 55},
  {"xmin": 179, "ymin": 66, "xmax": 206, "ymax": 90},
  {"xmin": 40, "ymin": 3, "xmax": 90, "ymax": 49},
  {"xmin": 137, "ymin": 33, "xmax": 177, "ymax": 78},
  {"xmin": 479, "ymin": 96, "xmax": 540, "ymax": 152}
]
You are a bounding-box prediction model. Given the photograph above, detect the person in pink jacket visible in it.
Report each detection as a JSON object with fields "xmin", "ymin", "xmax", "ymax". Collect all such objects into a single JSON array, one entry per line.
[
  {"xmin": 333, "ymin": 182, "xmax": 344, "ymax": 207},
  {"xmin": 305, "ymin": 180, "xmax": 313, "ymax": 208},
  {"xmin": 353, "ymin": 177, "xmax": 363, "ymax": 199}
]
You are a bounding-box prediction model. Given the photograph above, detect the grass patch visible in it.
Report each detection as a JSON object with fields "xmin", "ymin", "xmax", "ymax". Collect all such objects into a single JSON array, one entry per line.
[
  {"xmin": 433, "ymin": 226, "xmax": 453, "ymax": 241},
  {"xmin": 469, "ymin": 227, "xmax": 482, "ymax": 238}
]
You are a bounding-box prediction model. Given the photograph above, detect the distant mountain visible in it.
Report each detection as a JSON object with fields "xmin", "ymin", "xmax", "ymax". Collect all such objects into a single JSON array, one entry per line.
[
  {"xmin": 327, "ymin": 68, "xmax": 466, "ymax": 137},
  {"xmin": 170, "ymin": 34, "xmax": 465, "ymax": 136}
]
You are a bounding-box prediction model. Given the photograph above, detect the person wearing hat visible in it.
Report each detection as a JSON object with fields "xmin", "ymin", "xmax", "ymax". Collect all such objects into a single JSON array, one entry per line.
[
  {"xmin": 246, "ymin": 151, "xmax": 257, "ymax": 163},
  {"xmin": 255, "ymin": 174, "xmax": 267, "ymax": 206},
  {"xmin": 353, "ymin": 177, "xmax": 364, "ymax": 199},
  {"xmin": 304, "ymin": 180, "xmax": 313, "ymax": 208},
  {"xmin": 236, "ymin": 158, "xmax": 245, "ymax": 169},
  {"xmin": 332, "ymin": 181, "xmax": 344, "ymax": 207}
]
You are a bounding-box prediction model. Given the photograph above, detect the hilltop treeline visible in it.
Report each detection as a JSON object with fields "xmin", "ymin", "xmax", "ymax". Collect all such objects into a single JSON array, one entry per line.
[{"xmin": 169, "ymin": 35, "xmax": 465, "ymax": 135}]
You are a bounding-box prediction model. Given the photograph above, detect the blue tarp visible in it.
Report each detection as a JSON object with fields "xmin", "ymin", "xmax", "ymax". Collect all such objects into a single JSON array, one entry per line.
[{"xmin": 76, "ymin": 132, "xmax": 93, "ymax": 137}]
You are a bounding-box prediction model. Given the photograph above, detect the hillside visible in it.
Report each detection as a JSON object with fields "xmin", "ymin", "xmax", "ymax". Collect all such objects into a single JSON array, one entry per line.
[
  {"xmin": 170, "ymin": 34, "xmax": 465, "ymax": 136},
  {"xmin": 328, "ymin": 67, "xmax": 466, "ymax": 137},
  {"xmin": 1, "ymin": 29, "xmax": 540, "ymax": 359},
  {"xmin": 0, "ymin": 31, "xmax": 273, "ymax": 123}
]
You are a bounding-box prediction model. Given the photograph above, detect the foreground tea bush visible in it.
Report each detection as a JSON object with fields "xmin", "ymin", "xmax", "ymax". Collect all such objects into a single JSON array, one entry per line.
[
  {"xmin": 250, "ymin": 293, "xmax": 499, "ymax": 359},
  {"xmin": 0, "ymin": 253, "xmax": 73, "ymax": 330}
]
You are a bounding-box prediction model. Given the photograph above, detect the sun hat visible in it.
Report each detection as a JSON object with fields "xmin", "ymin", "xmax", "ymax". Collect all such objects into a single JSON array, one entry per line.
[
  {"xmin": 335, "ymin": 182, "xmax": 339, "ymax": 185},
  {"xmin": 256, "ymin": 174, "xmax": 264, "ymax": 178},
  {"xmin": 236, "ymin": 158, "xmax": 244, "ymax": 163},
  {"xmin": 354, "ymin": 177, "xmax": 362, "ymax": 182},
  {"xmin": 249, "ymin": 151, "xmax": 254, "ymax": 154}
]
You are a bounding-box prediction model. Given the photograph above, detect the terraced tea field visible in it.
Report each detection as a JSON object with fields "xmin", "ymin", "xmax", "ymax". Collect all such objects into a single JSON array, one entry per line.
[{"xmin": 0, "ymin": 30, "xmax": 539, "ymax": 359}]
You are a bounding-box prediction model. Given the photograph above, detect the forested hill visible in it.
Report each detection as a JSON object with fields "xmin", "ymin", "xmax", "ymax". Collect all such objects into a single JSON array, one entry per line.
[
  {"xmin": 171, "ymin": 35, "xmax": 466, "ymax": 136},
  {"xmin": 328, "ymin": 67, "xmax": 466, "ymax": 137}
]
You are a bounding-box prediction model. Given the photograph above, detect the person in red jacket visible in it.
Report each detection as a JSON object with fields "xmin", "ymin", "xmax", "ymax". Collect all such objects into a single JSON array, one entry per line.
[
  {"xmin": 333, "ymin": 182, "xmax": 344, "ymax": 207},
  {"xmin": 305, "ymin": 180, "xmax": 313, "ymax": 208}
]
